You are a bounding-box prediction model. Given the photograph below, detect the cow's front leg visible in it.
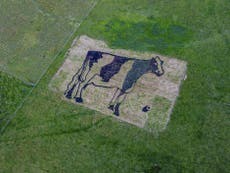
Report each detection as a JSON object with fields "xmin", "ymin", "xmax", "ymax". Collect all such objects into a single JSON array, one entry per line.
[{"xmin": 108, "ymin": 88, "xmax": 119, "ymax": 111}]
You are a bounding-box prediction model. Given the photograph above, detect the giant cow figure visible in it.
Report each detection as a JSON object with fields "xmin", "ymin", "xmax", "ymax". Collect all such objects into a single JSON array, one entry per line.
[{"xmin": 64, "ymin": 50, "xmax": 164, "ymax": 116}]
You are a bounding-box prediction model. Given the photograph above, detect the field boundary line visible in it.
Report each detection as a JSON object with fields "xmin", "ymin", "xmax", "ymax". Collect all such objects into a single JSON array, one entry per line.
[
  {"xmin": 0, "ymin": 0, "xmax": 99, "ymax": 135},
  {"xmin": 0, "ymin": 67, "xmax": 35, "ymax": 86}
]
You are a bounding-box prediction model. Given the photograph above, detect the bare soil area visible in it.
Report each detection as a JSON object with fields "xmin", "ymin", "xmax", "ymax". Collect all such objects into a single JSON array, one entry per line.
[{"xmin": 49, "ymin": 35, "xmax": 187, "ymax": 133}]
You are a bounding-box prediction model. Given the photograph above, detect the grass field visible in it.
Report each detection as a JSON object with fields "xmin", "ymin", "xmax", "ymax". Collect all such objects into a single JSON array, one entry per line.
[
  {"xmin": 0, "ymin": 0, "xmax": 229, "ymax": 172},
  {"xmin": 0, "ymin": 0, "xmax": 96, "ymax": 83}
]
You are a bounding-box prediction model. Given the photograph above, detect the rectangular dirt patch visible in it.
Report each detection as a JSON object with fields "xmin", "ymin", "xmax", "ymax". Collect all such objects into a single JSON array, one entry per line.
[{"xmin": 50, "ymin": 35, "xmax": 187, "ymax": 134}]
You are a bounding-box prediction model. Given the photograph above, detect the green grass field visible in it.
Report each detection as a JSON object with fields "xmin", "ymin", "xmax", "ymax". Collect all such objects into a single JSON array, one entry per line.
[
  {"xmin": 0, "ymin": 0, "xmax": 96, "ymax": 83},
  {"xmin": 0, "ymin": 0, "xmax": 229, "ymax": 172}
]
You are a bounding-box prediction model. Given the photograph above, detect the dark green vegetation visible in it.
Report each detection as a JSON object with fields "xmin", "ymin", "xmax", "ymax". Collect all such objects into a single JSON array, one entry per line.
[
  {"xmin": 0, "ymin": 0, "xmax": 229, "ymax": 172},
  {"xmin": 0, "ymin": 0, "xmax": 95, "ymax": 83},
  {"xmin": 94, "ymin": 18, "xmax": 193, "ymax": 53},
  {"xmin": 0, "ymin": 72, "xmax": 31, "ymax": 130}
]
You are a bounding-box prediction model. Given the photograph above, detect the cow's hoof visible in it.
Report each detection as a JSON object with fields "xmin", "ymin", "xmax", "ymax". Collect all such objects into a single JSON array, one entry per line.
[
  {"xmin": 114, "ymin": 111, "xmax": 119, "ymax": 116},
  {"xmin": 75, "ymin": 97, "xmax": 83, "ymax": 103},
  {"xmin": 108, "ymin": 105, "xmax": 114, "ymax": 111},
  {"xmin": 114, "ymin": 104, "xmax": 120, "ymax": 116},
  {"xmin": 65, "ymin": 94, "xmax": 72, "ymax": 99}
]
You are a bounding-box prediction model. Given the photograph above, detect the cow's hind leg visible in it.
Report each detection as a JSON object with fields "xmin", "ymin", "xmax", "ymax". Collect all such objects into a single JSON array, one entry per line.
[
  {"xmin": 65, "ymin": 61, "xmax": 90, "ymax": 99},
  {"xmin": 64, "ymin": 64, "xmax": 84, "ymax": 98},
  {"xmin": 65, "ymin": 83, "xmax": 77, "ymax": 99},
  {"xmin": 70, "ymin": 66, "xmax": 91, "ymax": 102},
  {"xmin": 75, "ymin": 74, "xmax": 99, "ymax": 103}
]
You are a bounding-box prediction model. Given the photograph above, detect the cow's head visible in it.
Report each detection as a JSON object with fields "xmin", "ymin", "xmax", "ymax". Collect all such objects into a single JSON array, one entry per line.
[{"xmin": 150, "ymin": 56, "xmax": 164, "ymax": 76}]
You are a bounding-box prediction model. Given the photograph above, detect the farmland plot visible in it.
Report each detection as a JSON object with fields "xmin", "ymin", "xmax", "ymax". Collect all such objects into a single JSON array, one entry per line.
[{"xmin": 0, "ymin": 0, "xmax": 96, "ymax": 83}]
